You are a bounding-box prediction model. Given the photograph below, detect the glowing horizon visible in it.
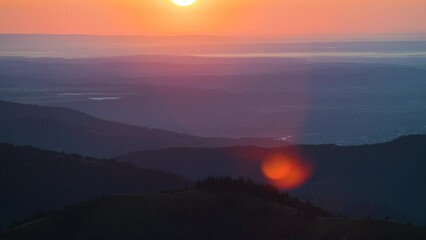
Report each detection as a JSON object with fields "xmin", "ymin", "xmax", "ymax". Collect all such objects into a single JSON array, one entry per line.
[{"xmin": 0, "ymin": 0, "xmax": 425, "ymax": 37}]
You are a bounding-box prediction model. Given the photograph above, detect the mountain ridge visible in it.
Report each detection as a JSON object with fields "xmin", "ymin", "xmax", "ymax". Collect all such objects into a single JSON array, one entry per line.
[
  {"xmin": 118, "ymin": 134, "xmax": 426, "ymax": 224},
  {"xmin": 0, "ymin": 100, "xmax": 285, "ymax": 157}
]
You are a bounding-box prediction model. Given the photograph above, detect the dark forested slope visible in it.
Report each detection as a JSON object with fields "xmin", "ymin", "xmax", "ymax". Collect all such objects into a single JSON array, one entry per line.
[
  {"xmin": 1, "ymin": 188, "xmax": 425, "ymax": 240},
  {"xmin": 0, "ymin": 143, "xmax": 191, "ymax": 226}
]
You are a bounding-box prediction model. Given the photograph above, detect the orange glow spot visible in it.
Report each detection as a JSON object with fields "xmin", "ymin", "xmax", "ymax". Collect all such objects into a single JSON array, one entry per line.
[
  {"xmin": 261, "ymin": 156, "xmax": 293, "ymax": 180},
  {"xmin": 261, "ymin": 154, "xmax": 313, "ymax": 190}
]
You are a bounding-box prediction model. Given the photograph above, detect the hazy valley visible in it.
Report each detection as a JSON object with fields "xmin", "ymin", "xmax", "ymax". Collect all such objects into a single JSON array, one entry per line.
[
  {"xmin": 1, "ymin": 49, "xmax": 426, "ymax": 145},
  {"xmin": 1, "ymin": 35, "xmax": 426, "ymax": 239}
]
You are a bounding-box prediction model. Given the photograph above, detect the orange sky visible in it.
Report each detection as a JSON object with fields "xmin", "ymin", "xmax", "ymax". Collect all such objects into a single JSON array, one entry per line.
[{"xmin": 0, "ymin": 0, "xmax": 425, "ymax": 37}]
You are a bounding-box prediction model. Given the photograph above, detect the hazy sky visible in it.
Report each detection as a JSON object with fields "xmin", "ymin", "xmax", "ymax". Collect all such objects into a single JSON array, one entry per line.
[{"xmin": 0, "ymin": 0, "xmax": 425, "ymax": 37}]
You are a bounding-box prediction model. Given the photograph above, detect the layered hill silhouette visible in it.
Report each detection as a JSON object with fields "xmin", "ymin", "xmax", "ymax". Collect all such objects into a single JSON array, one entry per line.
[
  {"xmin": 0, "ymin": 100, "xmax": 283, "ymax": 157},
  {"xmin": 119, "ymin": 135, "xmax": 426, "ymax": 225},
  {"xmin": 0, "ymin": 143, "xmax": 191, "ymax": 227},
  {"xmin": 1, "ymin": 179, "xmax": 425, "ymax": 240}
]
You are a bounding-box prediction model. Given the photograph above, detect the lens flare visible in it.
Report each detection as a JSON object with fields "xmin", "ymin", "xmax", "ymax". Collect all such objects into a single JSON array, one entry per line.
[
  {"xmin": 261, "ymin": 156, "xmax": 293, "ymax": 180},
  {"xmin": 261, "ymin": 154, "xmax": 313, "ymax": 190}
]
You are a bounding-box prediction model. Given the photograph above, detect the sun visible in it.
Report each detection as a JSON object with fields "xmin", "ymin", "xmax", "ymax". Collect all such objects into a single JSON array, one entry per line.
[{"xmin": 172, "ymin": 0, "xmax": 196, "ymax": 7}]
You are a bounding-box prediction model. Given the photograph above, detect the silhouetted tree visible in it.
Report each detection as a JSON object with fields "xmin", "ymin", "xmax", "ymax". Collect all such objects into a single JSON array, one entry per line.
[{"xmin": 31, "ymin": 209, "xmax": 46, "ymax": 221}]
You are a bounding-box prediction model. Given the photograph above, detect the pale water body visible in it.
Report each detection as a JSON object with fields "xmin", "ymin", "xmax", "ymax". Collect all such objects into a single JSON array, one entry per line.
[
  {"xmin": 89, "ymin": 97, "xmax": 121, "ymax": 101},
  {"xmin": 1, "ymin": 35, "xmax": 426, "ymax": 60},
  {"xmin": 193, "ymin": 51, "xmax": 426, "ymax": 58}
]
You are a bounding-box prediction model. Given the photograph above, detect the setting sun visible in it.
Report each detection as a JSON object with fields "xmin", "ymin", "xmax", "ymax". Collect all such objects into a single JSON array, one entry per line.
[{"xmin": 172, "ymin": 0, "xmax": 196, "ymax": 7}]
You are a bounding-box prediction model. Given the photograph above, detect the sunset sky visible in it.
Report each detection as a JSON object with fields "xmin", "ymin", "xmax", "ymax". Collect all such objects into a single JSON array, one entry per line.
[{"xmin": 0, "ymin": 0, "xmax": 425, "ymax": 37}]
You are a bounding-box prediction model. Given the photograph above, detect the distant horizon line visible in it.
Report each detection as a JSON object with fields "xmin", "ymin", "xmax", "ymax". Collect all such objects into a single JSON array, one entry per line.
[{"xmin": 1, "ymin": 32, "xmax": 426, "ymax": 41}]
